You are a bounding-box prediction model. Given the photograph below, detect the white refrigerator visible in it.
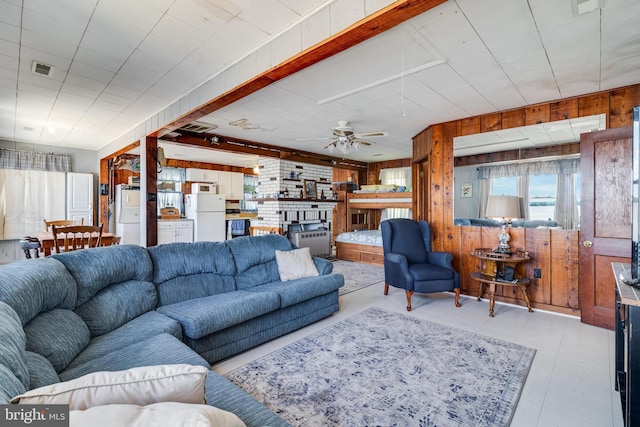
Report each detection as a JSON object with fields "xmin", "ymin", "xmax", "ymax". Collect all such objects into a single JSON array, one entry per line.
[
  {"xmin": 185, "ymin": 193, "xmax": 226, "ymax": 242},
  {"xmin": 115, "ymin": 185, "xmax": 141, "ymax": 245}
]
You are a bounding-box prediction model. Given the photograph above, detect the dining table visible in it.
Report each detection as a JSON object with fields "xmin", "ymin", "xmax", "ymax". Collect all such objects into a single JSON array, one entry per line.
[{"xmin": 36, "ymin": 231, "xmax": 117, "ymax": 257}]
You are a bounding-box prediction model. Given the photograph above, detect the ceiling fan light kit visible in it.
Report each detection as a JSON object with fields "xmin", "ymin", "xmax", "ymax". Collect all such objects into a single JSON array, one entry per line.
[{"xmin": 299, "ymin": 121, "xmax": 386, "ymax": 156}]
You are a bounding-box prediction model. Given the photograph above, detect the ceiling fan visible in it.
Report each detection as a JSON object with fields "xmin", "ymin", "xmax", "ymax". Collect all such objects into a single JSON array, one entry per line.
[{"xmin": 297, "ymin": 121, "xmax": 388, "ymax": 155}]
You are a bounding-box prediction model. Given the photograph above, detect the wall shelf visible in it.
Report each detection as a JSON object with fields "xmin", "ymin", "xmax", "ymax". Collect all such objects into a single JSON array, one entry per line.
[{"xmin": 247, "ymin": 198, "xmax": 338, "ymax": 203}]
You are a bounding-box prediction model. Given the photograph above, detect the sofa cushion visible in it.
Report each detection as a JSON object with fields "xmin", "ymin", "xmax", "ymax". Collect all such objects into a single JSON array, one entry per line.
[
  {"xmin": 0, "ymin": 258, "xmax": 77, "ymax": 325},
  {"xmin": 14, "ymin": 364, "xmax": 209, "ymax": 409},
  {"xmin": 157, "ymin": 291, "xmax": 281, "ymax": 339},
  {"xmin": 0, "ymin": 365, "xmax": 26, "ymax": 404},
  {"xmin": 74, "ymin": 280, "xmax": 157, "ymax": 337},
  {"xmin": 148, "ymin": 242, "xmax": 238, "ymax": 305},
  {"xmin": 52, "ymin": 245, "xmax": 153, "ymax": 306},
  {"xmin": 69, "ymin": 402, "xmax": 247, "ymax": 427},
  {"xmin": 59, "ymin": 333, "xmax": 209, "ymax": 382},
  {"xmin": 275, "ymin": 247, "xmax": 319, "ymax": 281},
  {"xmin": 249, "ymin": 274, "xmax": 344, "ymax": 308},
  {"xmin": 64, "ymin": 311, "xmax": 182, "ymax": 374},
  {"xmin": 24, "ymin": 308, "xmax": 90, "ymax": 373},
  {"xmin": 0, "ymin": 301, "xmax": 28, "ymax": 393},
  {"xmin": 226, "ymin": 235, "xmax": 293, "ymax": 290},
  {"xmin": 25, "ymin": 351, "xmax": 59, "ymax": 389}
]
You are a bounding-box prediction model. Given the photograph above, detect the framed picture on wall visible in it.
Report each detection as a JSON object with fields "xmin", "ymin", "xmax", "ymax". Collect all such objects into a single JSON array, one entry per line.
[
  {"xmin": 461, "ymin": 183, "xmax": 472, "ymax": 198},
  {"xmin": 304, "ymin": 179, "xmax": 317, "ymax": 199}
]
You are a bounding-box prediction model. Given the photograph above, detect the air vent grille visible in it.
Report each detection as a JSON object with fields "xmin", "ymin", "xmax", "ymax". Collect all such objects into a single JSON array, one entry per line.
[
  {"xmin": 31, "ymin": 61, "xmax": 53, "ymax": 77},
  {"xmin": 180, "ymin": 121, "xmax": 218, "ymax": 133}
]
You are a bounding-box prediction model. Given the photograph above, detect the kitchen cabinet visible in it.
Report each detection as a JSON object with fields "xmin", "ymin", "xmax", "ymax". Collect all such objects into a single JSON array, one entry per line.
[
  {"xmin": 185, "ymin": 168, "xmax": 218, "ymax": 183},
  {"xmin": 218, "ymin": 171, "xmax": 244, "ymax": 200},
  {"xmin": 66, "ymin": 172, "xmax": 94, "ymax": 225},
  {"xmin": 157, "ymin": 220, "xmax": 193, "ymax": 244}
]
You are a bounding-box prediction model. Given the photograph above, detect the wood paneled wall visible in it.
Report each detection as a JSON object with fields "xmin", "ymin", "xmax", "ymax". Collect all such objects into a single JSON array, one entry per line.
[{"xmin": 413, "ymin": 83, "xmax": 640, "ymax": 314}]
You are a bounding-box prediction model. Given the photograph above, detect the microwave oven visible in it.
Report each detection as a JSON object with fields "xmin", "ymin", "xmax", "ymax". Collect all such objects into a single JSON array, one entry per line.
[{"xmin": 191, "ymin": 183, "xmax": 217, "ymax": 194}]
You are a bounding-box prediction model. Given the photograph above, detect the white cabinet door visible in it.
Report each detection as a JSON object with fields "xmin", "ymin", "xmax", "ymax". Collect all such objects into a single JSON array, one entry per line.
[
  {"xmin": 217, "ymin": 171, "xmax": 232, "ymax": 198},
  {"xmin": 157, "ymin": 222, "xmax": 175, "ymax": 245},
  {"xmin": 230, "ymin": 172, "xmax": 244, "ymax": 200},
  {"xmin": 174, "ymin": 221, "xmax": 193, "ymax": 243},
  {"xmin": 66, "ymin": 173, "xmax": 94, "ymax": 225},
  {"xmin": 185, "ymin": 168, "xmax": 204, "ymax": 182},
  {"xmin": 202, "ymin": 170, "xmax": 218, "ymax": 184}
]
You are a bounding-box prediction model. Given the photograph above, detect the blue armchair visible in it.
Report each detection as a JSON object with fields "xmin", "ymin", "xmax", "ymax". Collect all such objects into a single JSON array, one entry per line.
[{"xmin": 381, "ymin": 219, "xmax": 461, "ymax": 311}]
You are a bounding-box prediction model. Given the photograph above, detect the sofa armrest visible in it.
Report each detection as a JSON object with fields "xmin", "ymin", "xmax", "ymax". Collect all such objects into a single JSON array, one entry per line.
[{"xmin": 313, "ymin": 257, "xmax": 333, "ymax": 275}]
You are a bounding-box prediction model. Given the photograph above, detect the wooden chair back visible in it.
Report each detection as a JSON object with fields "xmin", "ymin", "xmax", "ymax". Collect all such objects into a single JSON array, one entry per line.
[
  {"xmin": 51, "ymin": 224, "xmax": 103, "ymax": 253},
  {"xmin": 44, "ymin": 219, "xmax": 83, "ymax": 231},
  {"xmin": 249, "ymin": 226, "xmax": 283, "ymax": 236}
]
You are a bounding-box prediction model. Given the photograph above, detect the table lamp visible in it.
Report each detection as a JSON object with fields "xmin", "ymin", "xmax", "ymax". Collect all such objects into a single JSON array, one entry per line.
[{"xmin": 485, "ymin": 195, "xmax": 522, "ymax": 254}]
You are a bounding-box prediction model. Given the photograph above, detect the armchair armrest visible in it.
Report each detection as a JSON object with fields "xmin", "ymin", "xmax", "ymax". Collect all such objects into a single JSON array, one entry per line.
[
  {"xmin": 384, "ymin": 252, "xmax": 414, "ymax": 290},
  {"xmin": 427, "ymin": 251, "xmax": 454, "ymax": 268}
]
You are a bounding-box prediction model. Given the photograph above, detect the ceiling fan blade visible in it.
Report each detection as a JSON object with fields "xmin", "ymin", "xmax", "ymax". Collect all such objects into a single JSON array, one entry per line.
[
  {"xmin": 322, "ymin": 140, "xmax": 339, "ymax": 150},
  {"xmin": 354, "ymin": 139, "xmax": 375, "ymax": 146},
  {"xmin": 332, "ymin": 128, "xmax": 353, "ymax": 137},
  {"xmin": 355, "ymin": 131, "xmax": 388, "ymax": 138}
]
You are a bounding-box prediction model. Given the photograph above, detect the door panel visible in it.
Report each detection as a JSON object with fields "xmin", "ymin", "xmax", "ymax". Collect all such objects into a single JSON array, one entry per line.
[{"xmin": 580, "ymin": 127, "xmax": 632, "ymax": 329}]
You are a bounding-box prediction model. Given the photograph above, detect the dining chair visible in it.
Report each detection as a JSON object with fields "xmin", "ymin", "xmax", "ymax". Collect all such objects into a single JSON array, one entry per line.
[
  {"xmin": 51, "ymin": 224, "xmax": 103, "ymax": 253},
  {"xmin": 44, "ymin": 219, "xmax": 83, "ymax": 231}
]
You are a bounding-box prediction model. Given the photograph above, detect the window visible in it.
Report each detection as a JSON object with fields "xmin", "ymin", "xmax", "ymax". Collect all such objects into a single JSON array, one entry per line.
[
  {"xmin": 528, "ymin": 175, "xmax": 557, "ymax": 221},
  {"xmin": 491, "ymin": 177, "xmax": 518, "ymax": 196},
  {"xmin": 380, "ymin": 167, "xmax": 412, "ymax": 219},
  {"xmin": 242, "ymin": 174, "xmax": 258, "ymax": 211}
]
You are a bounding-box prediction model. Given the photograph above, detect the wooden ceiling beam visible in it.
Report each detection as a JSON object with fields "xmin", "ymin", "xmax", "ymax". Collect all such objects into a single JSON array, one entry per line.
[
  {"xmin": 156, "ymin": 0, "xmax": 445, "ymax": 136},
  {"xmin": 163, "ymin": 131, "xmax": 368, "ymax": 170}
]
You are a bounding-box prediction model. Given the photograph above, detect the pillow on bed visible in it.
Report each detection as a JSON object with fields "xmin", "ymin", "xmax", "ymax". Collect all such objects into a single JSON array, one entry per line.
[{"xmin": 275, "ymin": 247, "xmax": 319, "ymax": 281}]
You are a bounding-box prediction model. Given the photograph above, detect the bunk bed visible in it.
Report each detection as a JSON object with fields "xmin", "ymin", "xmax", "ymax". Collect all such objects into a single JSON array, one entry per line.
[{"xmin": 334, "ymin": 191, "xmax": 412, "ymax": 265}]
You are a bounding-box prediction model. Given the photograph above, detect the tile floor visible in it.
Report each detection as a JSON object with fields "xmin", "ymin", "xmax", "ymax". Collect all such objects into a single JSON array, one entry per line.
[{"xmin": 213, "ymin": 275, "xmax": 624, "ymax": 427}]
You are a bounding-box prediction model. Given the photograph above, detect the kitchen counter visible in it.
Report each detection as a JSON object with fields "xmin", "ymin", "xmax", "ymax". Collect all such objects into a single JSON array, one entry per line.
[{"xmin": 226, "ymin": 212, "xmax": 258, "ymax": 220}]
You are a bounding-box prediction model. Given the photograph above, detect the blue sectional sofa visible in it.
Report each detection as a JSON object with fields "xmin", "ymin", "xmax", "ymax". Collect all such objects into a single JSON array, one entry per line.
[{"xmin": 0, "ymin": 234, "xmax": 344, "ymax": 426}]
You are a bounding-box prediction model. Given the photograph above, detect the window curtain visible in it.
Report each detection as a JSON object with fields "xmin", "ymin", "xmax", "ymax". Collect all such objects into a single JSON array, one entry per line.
[
  {"xmin": 478, "ymin": 158, "xmax": 579, "ymax": 226},
  {"xmin": 555, "ymin": 174, "xmax": 578, "ymax": 229},
  {"xmin": 518, "ymin": 175, "xmax": 530, "ymax": 220},
  {"xmin": 379, "ymin": 167, "xmax": 411, "ymax": 188},
  {"xmin": 380, "ymin": 167, "xmax": 412, "ymax": 218},
  {"xmin": 0, "ymin": 149, "xmax": 71, "ymax": 239},
  {"xmin": 0, "ymin": 169, "xmax": 66, "ymax": 239},
  {"xmin": 0, "ymin": 148, "xmax": 71, "ymax": 172},
  {"xmin": 478, "ymin": 158, "xmax": 579, "ymax": 179},
  {"xmin": 478, "ymin": 178, "xmax": 491, "ymax": 218}
]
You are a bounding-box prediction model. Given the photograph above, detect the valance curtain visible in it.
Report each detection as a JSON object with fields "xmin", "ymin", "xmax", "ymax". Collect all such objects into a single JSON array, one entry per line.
[
  {"xmin": 0, "ymin": 148, "xmax": 71, "ymax": 172},
  {"xmin": 478, "ymin": 158, "xmax": 579, "ymax": 179}
]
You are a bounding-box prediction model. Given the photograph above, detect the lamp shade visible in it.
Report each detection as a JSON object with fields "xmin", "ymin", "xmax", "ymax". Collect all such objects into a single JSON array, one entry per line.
[{"xmin": 485, "ymin": 195, "xmax": 522, "ymax": 220}]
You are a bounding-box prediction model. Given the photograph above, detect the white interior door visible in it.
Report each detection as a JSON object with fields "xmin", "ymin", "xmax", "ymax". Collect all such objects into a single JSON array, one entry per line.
[{"xmin": 67, "ymin": 173, "xmax": 94, "ymax": 225}]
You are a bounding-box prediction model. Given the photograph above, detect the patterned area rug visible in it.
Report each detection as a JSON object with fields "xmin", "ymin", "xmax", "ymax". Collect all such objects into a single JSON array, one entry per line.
[
  {"xmin": 331, "ymin": 260, "xmax": 384, "ymax": 296},
  {"xmin": 226, "ymin": 307, "xmax": 535, "ymax": 427}
]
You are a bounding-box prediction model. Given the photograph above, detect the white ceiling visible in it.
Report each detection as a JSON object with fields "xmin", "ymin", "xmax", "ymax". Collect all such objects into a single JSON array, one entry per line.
[{"xmin": 2, "ymin": 0, "xmax": 640, "ymax": 164}]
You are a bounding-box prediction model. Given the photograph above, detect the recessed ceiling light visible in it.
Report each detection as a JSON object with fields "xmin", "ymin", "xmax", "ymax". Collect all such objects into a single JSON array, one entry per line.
[{"xmin": 31, "ymin": 61, "xmax": 54, "ymax": 77}]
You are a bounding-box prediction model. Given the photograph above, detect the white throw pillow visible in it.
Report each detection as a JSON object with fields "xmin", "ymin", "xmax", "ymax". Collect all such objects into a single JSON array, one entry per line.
[
  {"xmin": 11, "ymin": 364, "xmax": 209, "ymax": 410},
  {"xmin": 275, "ymin": 247, "xmax": 319, "ymax": 281},
  {"xmin": 70, "ymin": 402, "xmax": 246, "ymax": 427}
]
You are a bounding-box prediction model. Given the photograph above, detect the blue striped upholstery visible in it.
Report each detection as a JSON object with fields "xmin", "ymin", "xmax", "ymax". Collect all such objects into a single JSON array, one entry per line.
[
  {"xmin": 0, "ymin": 302, "xmax": 28, "ymax": 403},
  {"xmin": 25, "ymin": 351, "xmax": 59, "ymax": 389}
]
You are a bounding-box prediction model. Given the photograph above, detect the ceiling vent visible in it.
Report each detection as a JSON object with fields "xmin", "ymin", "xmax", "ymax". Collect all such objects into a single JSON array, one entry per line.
[
  {"xmin": 572, "ymin": 0, "xmax": 603, "ymax": 16},
  {"xmin": 31, "ymin": 61, "xmax": 54, "ymax": 77},
  {"xmin": 179, "ymin": 121, "xmax": 218, "ymax": 133}
]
